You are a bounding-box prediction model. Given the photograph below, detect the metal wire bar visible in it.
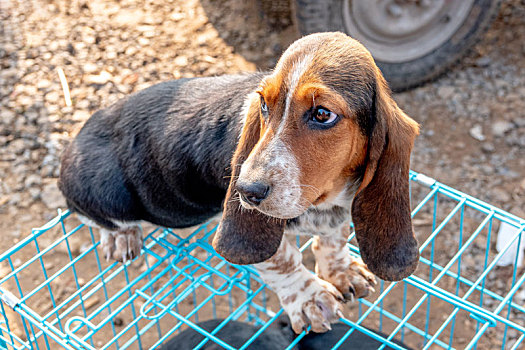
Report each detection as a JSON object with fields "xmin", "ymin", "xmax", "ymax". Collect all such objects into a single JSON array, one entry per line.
[{"xmin": 0, "ymin": 171, "xmax": 523, "ymax": 349}]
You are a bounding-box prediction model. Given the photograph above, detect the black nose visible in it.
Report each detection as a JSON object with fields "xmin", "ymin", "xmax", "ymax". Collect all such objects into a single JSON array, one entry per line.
[{"xmin": 236, "ymin": 181, "xmax": 270, "ymax": 206}]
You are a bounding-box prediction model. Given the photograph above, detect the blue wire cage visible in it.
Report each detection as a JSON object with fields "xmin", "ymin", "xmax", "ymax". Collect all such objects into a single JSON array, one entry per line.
[{"xmin": 0, "ymin": 170, "xmax": 523, "ymax": 350}]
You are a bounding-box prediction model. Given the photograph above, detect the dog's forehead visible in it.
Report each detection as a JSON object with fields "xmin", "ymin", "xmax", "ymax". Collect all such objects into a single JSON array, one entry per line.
[
  {"xmin": 262, "ymin": 34, "xmax": 376, "ymax": 103},
  {"xmin": 259, "ymin": 34, "xmax": 377, "ymax": 135}
]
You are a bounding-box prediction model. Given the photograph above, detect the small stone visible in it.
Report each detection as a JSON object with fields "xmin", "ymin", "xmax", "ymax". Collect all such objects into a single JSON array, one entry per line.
[
  {"xmin": 83, "ymin": 63, "xmax": 98, "ymax": 74},
  {"xmin": 469, "ymin": 124, "xmax": 485, "ymax": 141},
  {"xmin": 514, "ymin": 117, "xmax": 525, "ymax": 128},
  {"xmin": 83, "ymin": 35, "xmax": 96, "ymax": 45},
  {"xmin": 125, "ymin": 46, "xmax": 138, "ymax": 56},
  {"xmin": 112, "ymin": 317, "xmax": 124, "ymax": 327},
  {"xmin": 122, "ymin": 73, "xmax": 139, "ymax": 85},
  {"xmin": 18, "ymin": 95, "xmax": 34, "ymax": 107},
  {"xmin": 41, "ymin": 183, "xmax": 65, "ymax": 209},
  {"xmin": 480, "ymin": 164, "xmax": 494, "ymax": 175},
  {"xmin": 9, "ymin": 139, "xmax": 26, "ymax": 155},
  {"xmin": 8, "ymin": 193, "xmax": 21, "ymax": 206},
  {"xmin": 24, "ymin": 174, "xmax": 42, "ymax": 188},
  {"xmin": 46, "ymin": 91, "xmax": 60, "ymax": 104},
  {"xmin": 174, "ymin": 56, "xmax": 189, "ymax": 66},
  {"xmin": 0, "ymin": 109, "xmax": 16, "ymax": 125},
  {"xmin": 40, "ymin": 165, "xmax": 55, "ymax": 178},
  {"xmin": 0, "ymin": 196, "xmax": 9, "ymax": 207},
  {"xmin": 481, "ymin": 143, "xmax": 495, "ymax": 153},
  {"xmin": 85, "ymin": 70, "xmax": 112, "ymax": 85},
  {"xmin": 113, "ymin": 9, "xmax": 145, "ymax": 27},
  {"xmin": 66, "ymin": 43, "xmax": 76, "ymax": 55},
  {"xmin": 28, "ymin": 187, "xmax": 40, "ymax": 200},
  {"xmin": 72, "ymin": 110, "xmax": 91, "ymax": 121},
  {"xmin": 491, "ymin": 188, "xmax": 511, "ymax": 203},
  {"xmin": 137, "ymin": 25, "xmax": 155, "ymax": 33},
  {"xmin": 0, "ymin": 68, "xmax": 17, "ymax": 80},
  {"xmin": 491, "ymin": 121, "xmax": 514, "ymax": 137},
  {"xmin": 475, "ymin": 56, "xmax": 491, "ymax": 68},
  {"xmin": 510, "ymin": 206, "xmax": 525, "ymax": 218},
  {"xmin": 25, "ymin": 110, "xmax": 39, "ymax": 123},
  {"xmin": 437, "ymin": 86, "xmax": 455, "ymax": 99},
  {"xmin": 170, "ymin": 12, "xmax": 185, "ymax": 21},
  {"xmin": 36, "ymin": 79, "xmax": 52, "ymax": 90},
  {"xmin": 508, "ymin": 329, "xmax": 519, "ymax": 340}
]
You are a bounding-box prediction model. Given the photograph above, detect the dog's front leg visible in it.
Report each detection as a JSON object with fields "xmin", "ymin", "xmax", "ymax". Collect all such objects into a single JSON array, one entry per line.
[
  {"xmin": 255, "ymin": 237, "xmax": 344, "ymax": 334},
  {"xmin": 311, "ymin": 223, "xmax": 377, "ymax": 302}
]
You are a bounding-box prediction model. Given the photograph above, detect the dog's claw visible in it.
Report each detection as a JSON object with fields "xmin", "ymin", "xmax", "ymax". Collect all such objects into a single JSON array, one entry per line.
[
  {"xmin": 342, "ymin": 292, "xmax": 354, "ymax": 302},
  {"xmin": 368, "ymin": 276, "xmax": 378, "ymax": 285},
  {"xmin": 281, "ymin": 276, "xmax": 343, "ymax": 334},
  {"xmin": 302, "ymin": 325, "xmax": 309, "ymax": 334},
  {"xmin": 317, "ymin": 257, "xmax": 376, "ymax": 301}
]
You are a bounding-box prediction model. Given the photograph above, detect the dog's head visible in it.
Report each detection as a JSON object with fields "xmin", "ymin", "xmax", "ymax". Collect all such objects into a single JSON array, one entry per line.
[{"xmin": 213, "ymin": 32, "xmax": 420, "ymax": 281}]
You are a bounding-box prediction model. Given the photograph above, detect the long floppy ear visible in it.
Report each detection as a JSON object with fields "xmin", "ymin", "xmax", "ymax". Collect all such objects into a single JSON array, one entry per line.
[
  {"xmin": 351, "ymin": 72, "xmax": 420, "ymax": 281},
  {"xmin": 212, "ymin": 94, "xmax": 286, "ymax": 265}
]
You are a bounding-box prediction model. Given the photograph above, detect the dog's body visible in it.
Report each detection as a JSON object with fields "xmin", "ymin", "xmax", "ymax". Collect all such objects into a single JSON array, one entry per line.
[
  {"xmin": 60, "ymin": 33, "xmax": 420, "ymax": 334},
  {"xmin": 60, "ymin": 75, "xmax": 259, "ymax": 230}
]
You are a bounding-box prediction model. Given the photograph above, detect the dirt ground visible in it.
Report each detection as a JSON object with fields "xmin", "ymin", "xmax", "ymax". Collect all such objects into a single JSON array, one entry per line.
[{"xmin": 0, "ymin": 0, "xmax": 524, "ymax": 349}]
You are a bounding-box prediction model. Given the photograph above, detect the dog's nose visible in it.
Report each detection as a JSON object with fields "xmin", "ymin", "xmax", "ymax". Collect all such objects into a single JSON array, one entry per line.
[{"xmin": 236, "ymin": 181, "xmax": 270, "ymax": 206}]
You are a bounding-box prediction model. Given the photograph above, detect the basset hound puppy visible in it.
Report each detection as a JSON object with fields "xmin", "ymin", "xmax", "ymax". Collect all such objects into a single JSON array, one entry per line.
[{"xmin": 59, "ymin": 32, "xmax": 420, "ymax": 334}]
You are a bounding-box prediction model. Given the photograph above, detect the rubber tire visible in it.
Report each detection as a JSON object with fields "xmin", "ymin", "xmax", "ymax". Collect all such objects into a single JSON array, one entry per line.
[{"xmin": 294, "ymin": 0, "xmax": 502, "ymax": 91}]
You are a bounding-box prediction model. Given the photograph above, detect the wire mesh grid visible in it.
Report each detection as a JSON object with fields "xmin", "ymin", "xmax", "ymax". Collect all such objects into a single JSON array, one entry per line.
[{"xmin": 0, "ymin": 170, "xmax": 523, "ymax": 350}]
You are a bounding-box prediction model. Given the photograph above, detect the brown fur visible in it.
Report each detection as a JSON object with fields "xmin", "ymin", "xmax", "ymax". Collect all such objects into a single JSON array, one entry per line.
[
  {"xmin": 312, "ymin": 224, "xmax": 376, "ymax": 299},
  {"xmin": 212, "ymin": 97, "xmax": 286, "ymax": 264},
  {"xmin": 214, "ymin": 32, "xmax": 420, "ymax": 282},
  {"xmin": 352, "ymin": 71, "xmax": 420, "ymax": 281}
]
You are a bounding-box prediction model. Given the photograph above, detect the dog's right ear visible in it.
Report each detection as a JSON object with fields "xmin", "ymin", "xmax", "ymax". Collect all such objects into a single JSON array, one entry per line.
[
  {"xmin": 212, "ymin": 94, "xmax": 286, "ymax": 265},
  {"xmin": 351, "ymin": 71, "xmax": 420, "ymax": 281}
]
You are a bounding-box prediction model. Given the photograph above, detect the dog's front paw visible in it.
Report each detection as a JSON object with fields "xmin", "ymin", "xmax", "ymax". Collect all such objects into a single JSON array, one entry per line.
[
  {"xmin": 100, "ymin": 227, "xmax": 143, "ymax": 263},
  {"xmin": 279, "ymin": 274, "xmax": 344, "ymax": 334},
  {"xmin": 319, "ymin": 256, "xmax": 377, "ymax": 301}
]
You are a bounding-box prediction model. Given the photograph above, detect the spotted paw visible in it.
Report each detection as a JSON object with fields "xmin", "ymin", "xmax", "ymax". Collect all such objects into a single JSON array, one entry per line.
[
  {"xmin": 100, "ymin": 227, "xmax": 143, "ymax": 263},
  {"xmin": 278, "ymin": 274, "xmax": 344, "ymax": 334},
  {"xmin": 320, "ymin": 256, "xmax": 377, "ymax": 302}
]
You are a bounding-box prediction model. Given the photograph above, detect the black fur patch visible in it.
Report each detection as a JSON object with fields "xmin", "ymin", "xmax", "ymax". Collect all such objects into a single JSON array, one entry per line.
[{"xmin": 59, "ymin": 74, "xmax": 265, "ymax": 229}]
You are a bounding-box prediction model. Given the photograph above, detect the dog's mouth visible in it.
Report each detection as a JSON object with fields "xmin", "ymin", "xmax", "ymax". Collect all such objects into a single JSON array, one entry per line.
[{"xmin": 238, "ymin": 194, "xmax": 307, "ymax": 220}]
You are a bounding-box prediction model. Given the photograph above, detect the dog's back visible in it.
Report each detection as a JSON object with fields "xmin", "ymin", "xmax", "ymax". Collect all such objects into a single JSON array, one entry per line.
[{"xmin": 59, "ymin": 74, "xmax": 262, "ymax": 230}]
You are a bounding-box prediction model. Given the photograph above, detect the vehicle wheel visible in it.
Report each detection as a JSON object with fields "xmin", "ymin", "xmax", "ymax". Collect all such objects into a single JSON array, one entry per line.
[{"xmin": 294, "ymin": 0, "xmax": 501, "ymax": 91}]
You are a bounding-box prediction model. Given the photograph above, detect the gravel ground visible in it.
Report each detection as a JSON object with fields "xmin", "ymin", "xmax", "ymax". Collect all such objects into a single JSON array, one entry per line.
[{"xmin": 0, "ymin": 0, "xmax": 524, "ymax": 347}]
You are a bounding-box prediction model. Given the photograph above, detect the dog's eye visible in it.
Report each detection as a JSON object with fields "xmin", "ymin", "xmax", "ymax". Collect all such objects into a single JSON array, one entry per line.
[
  {"xmin": 260, "ymin": 97, "xmax": 269, "ymax": 117},
  {"xmin": 312, "ymin": 107, "xmax": 338, "ymax": 124}
]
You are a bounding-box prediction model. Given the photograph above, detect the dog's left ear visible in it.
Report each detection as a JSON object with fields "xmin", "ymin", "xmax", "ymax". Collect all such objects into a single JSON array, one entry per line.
[
  {"xmin": 351, "ymin": 71, "xmax": 420, "ymax": 281},
  {"xmin": 212, "ymin": 95, "xmax": 286, "ymax": 265}
]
